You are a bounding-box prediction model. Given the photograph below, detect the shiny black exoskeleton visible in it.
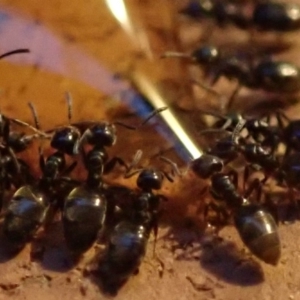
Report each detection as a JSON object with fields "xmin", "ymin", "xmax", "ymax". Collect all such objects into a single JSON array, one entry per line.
[
  {"xmin": 253, "ymin": 60, "xmax": 300, "ymax": 93},
  {"xmin": 0, "ymin": 108, "xmax": 48, "ymax": 211},
  {"xmin": 3, "ymin": 150, "xmax": 76, "ymax": 249},
  {"xmin": 163, "ymin": 45, "xmax": 300, "ymax": 93},
  {"xmin": 253, "ymin": 2, "xmax": 300, "ymax": 32},
  {"xmin": 181, "ymin": 0, "xmax": 300, "ymax": 32},
  {"xmin": 191, "ymin": 154, "xmax": 281, "ymax": 265},
  {"xmin": 3, "ymin": 104, "xmax": 76, "ymax": 249},
  {"xmin": 98, "ymin": 153, "xmax": 170, "ymax": 293},
  {"xmin": 46, "ymin": 93, "xmax": 81, "ymax": 156},
  {"xmin": 274, "ymin": 111, "xmax": 300, "ymax": 156},
  {"xmin": 49, "ymin": 93, "xmax": 166, "ymax": 157},
  {"xmin": 200, "ymin": 110, "xmax": 281, "ymax": 151},
  {"xmin": 180, "ymin": 0, "xmax": 250, "ymax": 29},
  {"xmin": 62, "ymin": 118, "xmax": 130, "ymax": 256},
  {"xmin": 62, "ymin": 145, "xmax": 109, "ymax": 256}
]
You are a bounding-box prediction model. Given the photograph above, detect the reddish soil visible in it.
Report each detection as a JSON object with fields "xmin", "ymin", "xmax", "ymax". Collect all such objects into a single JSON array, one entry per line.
[{"xmin": 0, "ymin": 0, "xmax": 299, "ymax": 299}]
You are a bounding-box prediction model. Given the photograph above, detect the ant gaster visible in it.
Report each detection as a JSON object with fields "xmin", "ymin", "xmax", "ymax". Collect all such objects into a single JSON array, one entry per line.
[
  {"xmin": 62, "ymin": 105, "xmax": 167, "ymax": 257},
  {"xmin": 189, "ymin": 153, "xmax": 281, "ymax": 265},
  {"xmin": 98, "ymin": 150, "xmax": 172, "ymax": 293},
  {"xmin": 3, "ymin": 103, "xmax": 77, "ymax": 249}
]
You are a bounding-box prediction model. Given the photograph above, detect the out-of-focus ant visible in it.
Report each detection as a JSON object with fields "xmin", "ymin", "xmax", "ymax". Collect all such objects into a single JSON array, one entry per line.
[
  {"xmin": 180, "ymin": 0, "xmax": 300, "ymax": 32},
  {"xmin": 162, "ymin": 45, "xmax": 300, "ymax": 94}
]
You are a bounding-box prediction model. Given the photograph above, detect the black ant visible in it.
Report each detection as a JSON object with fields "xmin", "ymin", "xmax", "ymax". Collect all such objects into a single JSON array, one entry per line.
[
  {"xmin": 97, "ymin": 150, "xmax": 173, "ymax": 294},
  {"xmin": 253, "ymin": 2, "xmax": 300, "ymax": 32},
  {"xmin": 162, "ymin": 44, "xmax": 300, "ymax": 95},
  {"xmin": 62, "ymin": 135, "xmax": 114, "ymax": 257},
  {"xmin": 0, "ymin": 105, "xmax": 49, "ymax": 211},
  {"xmin": 3, "ymin": 103, "xmax": 77, "ymax": 250},
  {"xmin": 180, "ymin": 0, "xmax": 300, "ymax": 32},
  {"xmin": 168, "ymin": 153, "xmax": 281, "ymax": 265},
  {"xmin": 62, "ymin": 101, "xmax": 167, "ymax": 258},
  {"xmin": 47, "ymin": 92, "xmax": 167, "ymax": 159}
]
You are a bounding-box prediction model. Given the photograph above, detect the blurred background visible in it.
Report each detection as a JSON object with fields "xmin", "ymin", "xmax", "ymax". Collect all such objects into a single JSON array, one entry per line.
[{"xmin": 1, "ymin": 0, "xmax": 300, "ymax": 299}]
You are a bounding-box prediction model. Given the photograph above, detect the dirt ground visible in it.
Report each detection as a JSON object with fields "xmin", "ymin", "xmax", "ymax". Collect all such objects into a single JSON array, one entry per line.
[{"xmin": 0, "ymin": 0, "xmax": 300, "ymax": 299}]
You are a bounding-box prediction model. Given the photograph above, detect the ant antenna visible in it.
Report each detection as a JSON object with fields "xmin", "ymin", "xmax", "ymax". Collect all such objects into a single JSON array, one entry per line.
[
  {"xmin": 231, "ymin": 119, "xmax": 246, "ymax": 143},
  {"xmin": 124, "ymin": 150, "xmax": 144, "ymax": 178},
  {"xmin": 159, "ymin": 156, "xmax": 182, "ymax": 178},
  {"xmin": 190, "ymin": 79, "xmax": 222, "ymax": 98},
  {"xmin": 27, "ymin": 102, "xmax": 50, "ymax": 149},
  {"xmin": 161, "ymin": 51, "xmax": 191, "ymax": 60},
  {"xmin": 28, "ymin": 102, "xmax": 40, "ymax": 130},
  {"xmin": 0, "ymin": 49, "xmax": 29, "ymax": 60},
  {"xmin": 114, "ymin": 107, "xmax": 168, "ymax": 130},
  {"xmin": 65, "ymin": 92, "xmax": 73, "ymax": 124}
]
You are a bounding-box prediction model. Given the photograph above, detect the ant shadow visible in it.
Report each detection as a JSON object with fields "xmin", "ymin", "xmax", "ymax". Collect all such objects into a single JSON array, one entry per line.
[
  {"xmin": 0, "ymin": 219, "xmax": 76, "ymax": 273},
  {"xmin": 161, "ymin": 223, "xmax": 264, "ymax": 286}
]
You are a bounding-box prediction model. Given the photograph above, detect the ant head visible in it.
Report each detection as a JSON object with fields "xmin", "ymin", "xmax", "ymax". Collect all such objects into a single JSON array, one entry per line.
[
  {"xmin": 191, "ymin": 154, "xmax": 223, "ymax": 179},
  {"xmin": 192, "ymin": 45, "xmax": 219, "ymax": 65},
  {"xmin": 51, "ymin": 127, "xmax": 80, "ymax": 155},
  {"xmin": 86, "ymin": 122, "xmax": 117, "ymax": 147},
  {"xmin": 137, "ymin": 169, "xmax": 164, "ymax": 190},
  {"xmin": 7, "ymin": 132, "xmax": 31, "ymax": 153}
]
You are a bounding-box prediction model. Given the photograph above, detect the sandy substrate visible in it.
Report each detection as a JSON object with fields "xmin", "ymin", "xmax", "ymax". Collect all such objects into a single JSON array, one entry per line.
[{"xmin": 0, "ymin": 0, "xmax": 299, "ymax": 299}]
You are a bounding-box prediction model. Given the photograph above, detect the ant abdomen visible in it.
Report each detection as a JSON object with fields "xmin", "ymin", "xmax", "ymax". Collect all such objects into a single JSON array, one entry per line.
[
  {"xmin": 3, "ymin": 186, "xmax": 50, "ymax": 248},
  {"xmin": 98, "ymin": 220, "xmax": 149, "ymax": 293},
  {"xmin": 63, "ymin": 186, "xmax": 107, "ymax": 255},
  {"xmin": 234, "ymin": 204, "xmax": 281, "ymax": 265}
]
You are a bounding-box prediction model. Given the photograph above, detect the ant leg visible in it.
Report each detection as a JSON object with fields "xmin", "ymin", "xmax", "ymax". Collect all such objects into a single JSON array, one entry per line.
[
  {"xmin": 113, "ymin": 107, "xmax": 167, "ymax": 131},
  {"xmin": 104, "ymin": 157, "xmax": 129, "ymax": 174},
  {"xmin": 2, "ymin": 117, "xmax": 10, "ymax": 143},
  {"xmin": 226, "ymin": 83, "xmax": 241, "ymax": 111},
  {"xmin": 61, "ymin": 161, "xmax": 78, "ymax": 176},
  {"xmin": 227, "ymin": 169, "xmax": 239, "ymax": 190},
  {"xmin": 264, "ymin": 193, "xmax": 279, "ymax": 224},
  {"xmin": 204, "ymin": 201, "xmax": 229, "ymax": 234},
  {"xmin": 244, "ymin": 178, "xmax": 262, "ymax": 200},
  {"xmin": 286, "ymin": 187, "xmax": 300, "ymax": 221},
  {"xmin": 160, "ymin": 156, "xmax": 183, "ymax": 178},
  {"xmin": 243, "ymin": 165, "xmax": 250, "ymax": 194},
  {"xmin": 39, "ymin": 148, "xmax": 45, "ymax": 173},
  {"xmin": 73, "ymin": 129, "xmax": 89, "ymax": 155},
  {"xmin": 121, "ymin": 150, "xmax": 143, "ymax": 177},
  {"xmin": 7, "ymin": 147, "xmax": 21, "ymax": 174}
]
